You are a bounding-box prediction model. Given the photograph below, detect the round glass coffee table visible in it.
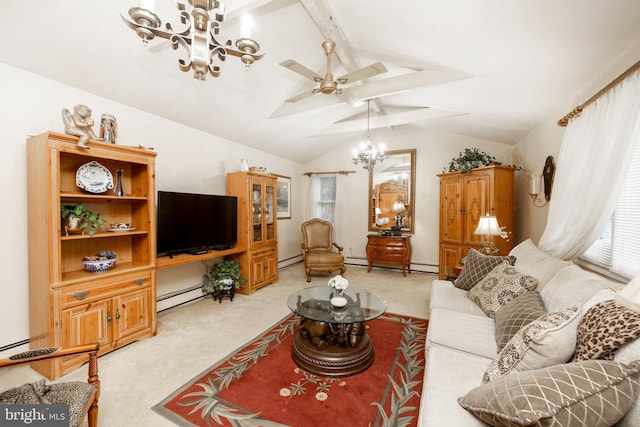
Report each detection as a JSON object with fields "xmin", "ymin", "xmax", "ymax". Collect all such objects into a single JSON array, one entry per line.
[{"xmin": 287, "ymin": 286, "xmax": 387, "ymax": 377}]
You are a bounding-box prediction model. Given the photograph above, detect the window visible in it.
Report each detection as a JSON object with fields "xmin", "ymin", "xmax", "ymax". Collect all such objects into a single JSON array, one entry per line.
[
  {"xmin": 318, "ymin": 176, "xmax": 336, "ymax": 223},
  {"xmin": 582, "ymin": 135, "xmax": 640, "ymax": 278},
  {"xmin": 310, "ymin": 175, "xmax": 336, "ymax": 222}
]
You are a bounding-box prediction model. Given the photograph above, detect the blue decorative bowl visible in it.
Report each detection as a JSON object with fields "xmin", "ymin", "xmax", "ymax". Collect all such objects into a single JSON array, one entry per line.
[{"xmin": 82, "ymin": 253, "xmax": 117, "ymax": 273}]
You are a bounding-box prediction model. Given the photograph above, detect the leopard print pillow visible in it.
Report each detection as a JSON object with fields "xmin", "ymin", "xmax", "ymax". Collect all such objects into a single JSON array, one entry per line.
[{"xmin": 572, "ymin": 299, "xmax": 640, "ymax": 361}]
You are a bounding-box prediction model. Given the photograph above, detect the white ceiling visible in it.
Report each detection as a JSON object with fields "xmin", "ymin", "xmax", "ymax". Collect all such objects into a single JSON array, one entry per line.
[{"xmin": 2, "ymin": 0, "xmax": 639, "ymax": 163}]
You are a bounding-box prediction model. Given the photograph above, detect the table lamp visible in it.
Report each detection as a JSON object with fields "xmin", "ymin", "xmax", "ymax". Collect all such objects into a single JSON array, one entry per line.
[{"xmin": 474, "ymin": 214, "xmax": 503, "ymax": 255}]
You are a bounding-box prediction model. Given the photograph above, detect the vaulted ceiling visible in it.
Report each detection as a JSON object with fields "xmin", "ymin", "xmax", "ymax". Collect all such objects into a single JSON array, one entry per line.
[{"xmin": 2, "ymin": 0, "xmax": 639, "ymax": 163}]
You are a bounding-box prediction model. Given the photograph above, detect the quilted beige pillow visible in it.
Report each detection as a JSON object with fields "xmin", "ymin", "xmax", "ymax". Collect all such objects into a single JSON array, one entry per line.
[
  {"xmin": 483, "ymin": 306, "xmax": 580, "ymax": 383},
  {"xmin": 468, "ymin": 261, "xmax": 538, "ymax": 318},
  {"xmin": 573, "ymin": 299, "xmax": 640, "ymax": 361},
  {"xmin": 494, "ymin": 291, "xmax": 546, "ymax": 351},
  {"xmin": 454, "ymin": 249, "xmax": 516, "ymax": 291},
  {"xmin": 459, "ymin": 359, "xmax": 640, "ymax": 427}
]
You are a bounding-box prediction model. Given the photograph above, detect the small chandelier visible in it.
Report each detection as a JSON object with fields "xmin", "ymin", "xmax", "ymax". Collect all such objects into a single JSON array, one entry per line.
[
  {"xmin": 121, "ymin": 0, "xmax": 265, "ymax": 81},
  {"xmin": 352, "ymin": 100, "xmax": 387, "ymax": 170}
]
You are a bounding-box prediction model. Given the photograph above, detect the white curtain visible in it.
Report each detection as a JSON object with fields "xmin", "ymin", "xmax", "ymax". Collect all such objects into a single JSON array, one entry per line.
[
  {"xmin": 539, "ymin": 69, "xmax": 640, "ymax": 259},
  {"xmin": 333, "ymin": 173, "xmax": 346, "ymax": 245}
]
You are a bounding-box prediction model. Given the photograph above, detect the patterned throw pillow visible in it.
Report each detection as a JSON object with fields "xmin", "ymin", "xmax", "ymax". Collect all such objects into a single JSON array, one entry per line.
[
  {"xmin": 459, "ymin": 359, "xmax": 640, "ymax": 427},
  {"xmin": 494, "ymin": 291, "xmax": 546, "ymax": 350},
  {"xmin": 468, "ymin": 261, "xmax": 538, "ymax": 318},
  {"xmin": 573, "ymin": 299, "xmax": 640, "ymax": 362},
  {"xmin": 454, "ymin": 249, "xmax": 516, "ymax": 291},
  {"xmin": 483, "ymin": 306, "xmax": 580, "ymax": 383},
  {"xmin": 0, "ymin": 379, "xmax": 49, "ymax": 404}
]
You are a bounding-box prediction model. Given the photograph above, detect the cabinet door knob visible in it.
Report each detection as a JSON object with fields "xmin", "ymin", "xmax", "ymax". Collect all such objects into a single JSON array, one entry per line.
[
  {"xmin": 72, "ymin": 291, "xmax": 90, "ymax": 301},
  {"xmin": 116, "ymin": 308, "xmax": 121, "ymax": 320},
  {"xmin": 107, "ymin": 311, "xmax": 112, "ymax": 323}
]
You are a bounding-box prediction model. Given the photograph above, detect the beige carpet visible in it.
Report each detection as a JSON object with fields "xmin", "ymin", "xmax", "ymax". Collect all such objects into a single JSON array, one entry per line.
[{"xmin": 0, "ymin": 263, "xmax": 433, "ymax": 427}]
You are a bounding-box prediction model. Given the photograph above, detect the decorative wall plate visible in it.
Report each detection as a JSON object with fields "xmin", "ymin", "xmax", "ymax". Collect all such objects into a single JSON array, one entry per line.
[{"xmin": 76, "ymin": 161, "xmax": 114, "ymax": 193}]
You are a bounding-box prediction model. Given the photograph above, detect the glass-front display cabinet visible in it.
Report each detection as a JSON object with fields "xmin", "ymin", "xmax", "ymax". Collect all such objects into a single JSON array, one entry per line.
[{"xmin": 227, "ymin": 172, "xmax": 279, "ymax": 294}]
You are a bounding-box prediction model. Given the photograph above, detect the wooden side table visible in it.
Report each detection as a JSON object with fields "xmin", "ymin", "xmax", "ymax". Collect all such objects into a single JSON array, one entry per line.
[{"xmin": 366, "ymin": 234, "xmax": 412, "ymax": 276}]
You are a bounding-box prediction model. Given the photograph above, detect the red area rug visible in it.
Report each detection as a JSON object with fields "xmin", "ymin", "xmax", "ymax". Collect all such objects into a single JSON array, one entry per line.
[{"xmin": 153, "ymin": 313, "xmax": 427, "ymax": 427}]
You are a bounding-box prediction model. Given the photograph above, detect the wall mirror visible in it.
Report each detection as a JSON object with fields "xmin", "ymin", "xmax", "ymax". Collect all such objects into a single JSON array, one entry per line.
[{"xmin": 368, "ymin": 149, "xmax": 416, "ymax": 234}]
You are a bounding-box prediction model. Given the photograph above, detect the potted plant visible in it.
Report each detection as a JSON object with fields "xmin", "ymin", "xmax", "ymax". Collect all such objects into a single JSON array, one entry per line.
[
  {"xmin": 444, "ymin": 148, "xmax": 501, "ymax": 173},
  {"xmin": 60, "ymin": 203, "xmax": 107, "ymax": 236},
  {"xmin": 202, "ymin": 258, "xmax": 247, "ymax": 303}
]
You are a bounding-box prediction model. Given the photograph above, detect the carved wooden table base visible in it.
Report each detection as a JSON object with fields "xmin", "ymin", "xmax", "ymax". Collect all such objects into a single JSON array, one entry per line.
[{"xmin": 291, "ymin": 318, "xmax": 375, "ymax": 377}]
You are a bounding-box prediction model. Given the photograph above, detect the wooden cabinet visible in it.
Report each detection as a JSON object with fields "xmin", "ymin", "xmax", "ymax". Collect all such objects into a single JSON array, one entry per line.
[
  {"xmin": 27, "ymin": 132, "xmax": 157, "ymax": 379},
  {"xmin": 366, "ymin": 234, "xmax": 412, "ymax": 276},
  {"xmin": 437, "ymin": 165, "xmax": 515, "ymax": 279},
  {"xmin": 226, "ymin": 172, "xmax": 278, "ymax": 294}
]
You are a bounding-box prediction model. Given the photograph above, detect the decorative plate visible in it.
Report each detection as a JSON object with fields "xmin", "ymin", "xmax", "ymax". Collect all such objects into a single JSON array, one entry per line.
[
  {"xmin": 107, "ymin": 227, "xmax": 136, "ymax": 232},
  {"xmin": 76, "ymin": 161, "xmax": 114, "ymax": 193}
]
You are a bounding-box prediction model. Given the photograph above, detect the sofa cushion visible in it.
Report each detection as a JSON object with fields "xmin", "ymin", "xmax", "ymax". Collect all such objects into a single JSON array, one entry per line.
[
  {"xmin": 419, "ymin": 345, "xmax": 492, "ymax": 427},
  {"xmin": 459, "ymin": 359, "xmax": 640, "ymax": 427},
  {"xmin": 508, "ymin": 238, "xmax": 572, "ymax": 289},
  {"xmin": 540, "ymin": 264, "xmax": 622, "ymax": 312},
  {"xmin": 572, "ymin": 299, "xmax": 640, "ymax": 362},
  {"xmin": 494, "ymin": 291, "xmax": 546, "ymax": 351},
  {"xmin": 483, "ymin": 306, "xmax": 580, "ymax": 383},
  {"xmin": 429, "ymin": 280, "xmax": 486, "ymax": 316},
  {"xmin": 454, "ymin": 249, "xmax": 516, "ymax": 291},
  {"xmin": 427, "ymin": 308, "xmax": 498, "ymax": 359},
  {"xmin": 468, "ymin": 261, "xmax": 538, "ymax": 318},
  {"xmin": 615, "ymin": 338, "xmax": 640, "ymax": 427}
]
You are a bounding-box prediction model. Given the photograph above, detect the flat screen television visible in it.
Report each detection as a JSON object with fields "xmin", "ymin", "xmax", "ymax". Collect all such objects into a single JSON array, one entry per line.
[{"xmin": 156, "ymin": 191, "xmax": 238, "ymax": 256}]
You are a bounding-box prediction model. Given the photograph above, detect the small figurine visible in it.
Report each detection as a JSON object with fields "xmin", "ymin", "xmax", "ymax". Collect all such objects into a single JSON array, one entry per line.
[
  {"xmin": 100, "ymin": 113, "xmax": 118, "ymax": 144},
  {"xmin": 62, "ymin": 104, "xmax": 98, "ymax": 148}
]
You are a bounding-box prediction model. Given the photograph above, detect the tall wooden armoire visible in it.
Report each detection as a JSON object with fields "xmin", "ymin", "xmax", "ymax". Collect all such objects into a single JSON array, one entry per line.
[{"xmin": 438, "ymin": 165, "xmax": 515, "ymax": 279}]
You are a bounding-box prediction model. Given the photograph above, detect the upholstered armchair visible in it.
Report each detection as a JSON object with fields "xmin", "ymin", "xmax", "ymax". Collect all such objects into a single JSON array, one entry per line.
[
  {"xmin": 301, "ymin": 218, "xmax": 346, "ymax": 282},
  {"xmin": 0, "ymin": 343, "xmax": 100, "ymax": 427}
]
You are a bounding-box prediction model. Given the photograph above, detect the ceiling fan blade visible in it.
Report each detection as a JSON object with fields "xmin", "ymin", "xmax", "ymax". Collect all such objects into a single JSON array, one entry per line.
[
  {"xmin": 334, "ymin": 90, "xmax": 365, "ymax": 107},
  {"xmin": 336, "ymin": 62, "xmax": 387, "ymax": 84},
  {"xmin": 348, "ymin": 68, "xmax": 473, "ymax": 101},
  {"xmin": 284, "ymin": 90, "xmax": 316, "ymax": 103},
  {"xmin": 279, "ymin": 59, "xmax": 323, "ymax": 82},
  {"xmin": 314, "ymin": 107, "xmax": 466, "ymax": 136}
]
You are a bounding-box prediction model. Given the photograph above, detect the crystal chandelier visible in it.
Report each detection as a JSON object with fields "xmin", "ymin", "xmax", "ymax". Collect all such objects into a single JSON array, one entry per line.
[
  {"xmin": 352, "ymin": 101, "xmax": 387, "ymax": 170},
  {"xmin": 121, "ymin": 0, "xmax": 265, "ymax": 80}
]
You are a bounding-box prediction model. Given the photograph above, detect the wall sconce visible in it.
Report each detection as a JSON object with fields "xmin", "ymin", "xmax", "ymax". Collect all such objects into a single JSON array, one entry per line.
[{"xmin": 527, "ymin": 155, "xmax": 556, "ymax": 208}]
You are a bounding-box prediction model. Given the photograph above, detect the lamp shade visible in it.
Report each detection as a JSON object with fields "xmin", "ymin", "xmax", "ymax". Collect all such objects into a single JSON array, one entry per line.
[{"xmin": 474, "ymin": 214, "xmax": 503, "ymax": 236}]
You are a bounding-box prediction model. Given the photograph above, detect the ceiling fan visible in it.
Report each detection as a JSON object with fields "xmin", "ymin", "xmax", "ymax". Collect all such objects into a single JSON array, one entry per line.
[{"xmin": 279, "ymin": 40, "xmax": 388, "ymax": 105}]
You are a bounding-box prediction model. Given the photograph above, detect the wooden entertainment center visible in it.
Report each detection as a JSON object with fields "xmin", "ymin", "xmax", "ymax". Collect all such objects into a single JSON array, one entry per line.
[{"xmin": 26, "ymin": 132, "xmax": 278, "ymax": 379}]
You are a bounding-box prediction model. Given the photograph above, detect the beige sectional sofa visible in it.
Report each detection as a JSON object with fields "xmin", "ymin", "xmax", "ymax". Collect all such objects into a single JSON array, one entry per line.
[{"xmin": 418, "ymin": 239, "xmax": 640, "ymax": 426}]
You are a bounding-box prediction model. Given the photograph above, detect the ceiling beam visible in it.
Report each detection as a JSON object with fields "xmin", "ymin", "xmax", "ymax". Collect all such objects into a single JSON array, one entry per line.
[
  {"xmin": 313, "ymin": 108, "xmax": 466, "ymax": 136},
  {"xmin": 299, "ymin": 0, "xmax": 386, "ymax": 115}
]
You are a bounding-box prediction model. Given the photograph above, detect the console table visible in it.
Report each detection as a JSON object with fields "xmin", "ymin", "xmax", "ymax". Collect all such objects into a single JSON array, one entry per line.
[{"xmin": 366, "ymin": 234, "xmax": 412, "ymax": 276}]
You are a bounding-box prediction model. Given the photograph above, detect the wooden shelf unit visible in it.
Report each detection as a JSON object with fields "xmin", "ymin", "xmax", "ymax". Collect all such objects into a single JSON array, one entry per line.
[
  {"xmin": 226, "ymin": 172, "xmax": 278, "ymax": 294},
  {"xmin": 156, "ymin": 246, "xmax": 247, "ymax": 269},
  {"xmin": 27, "ymin": 132, "xmax": 157, "ymax": 379}
]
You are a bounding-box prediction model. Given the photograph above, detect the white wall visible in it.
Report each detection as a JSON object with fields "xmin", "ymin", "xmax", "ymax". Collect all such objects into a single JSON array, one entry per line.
[
  {"xmin": 0, "ymin": 63, "xmax": 302, "ymax": 357},
  {"xmin": 302, "ymin": 124, "xmax": 516, "ymax": 271}
]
